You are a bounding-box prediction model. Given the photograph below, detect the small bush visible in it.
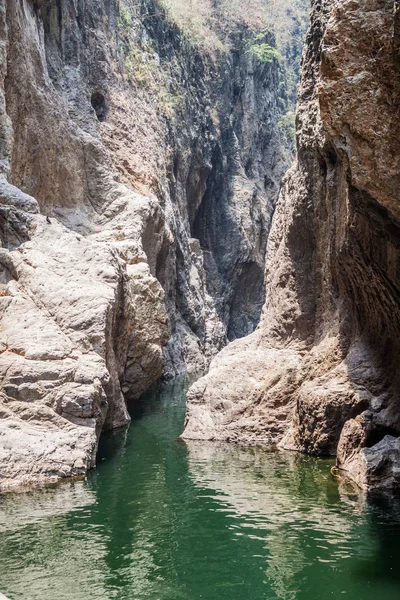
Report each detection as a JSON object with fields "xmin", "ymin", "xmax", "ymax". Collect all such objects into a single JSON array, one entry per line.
[
  {"xmin": 158, "ymin": 88, "xmax": 186, "ymax": 117},
  {"xmin": 249, "ymin": 42, "xmax": 281, "ymax": 63},
  {"xmin": 118, "ymin": 5, "xmax": 132, "ymax": 29}
]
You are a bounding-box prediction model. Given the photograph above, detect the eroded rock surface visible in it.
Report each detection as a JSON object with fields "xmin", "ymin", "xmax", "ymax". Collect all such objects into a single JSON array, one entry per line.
[
  {"xmin": 0, "ymin": 176, "xmax": 169, "ymax": 487},
  {"xmin": 0, "ymin": 0, "xmax": 290, "ymax": 487},
  {"xmin": 184, "ymin": 0, "xmax": 400, "ymax": 493}
]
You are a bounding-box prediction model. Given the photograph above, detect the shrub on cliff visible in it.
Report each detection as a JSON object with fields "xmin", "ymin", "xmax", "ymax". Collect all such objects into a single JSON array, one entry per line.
[{"xmin": 156, "ymin": 0, "xmax": 309, "ymax": 103}]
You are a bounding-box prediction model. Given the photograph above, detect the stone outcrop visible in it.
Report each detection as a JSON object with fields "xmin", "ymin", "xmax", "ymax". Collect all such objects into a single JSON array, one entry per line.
[
  {"xmin": 0, "ymin": 0, "xmax": 289, "ymax": 488},
  {"xmin": 184, "ymin": 0, "xmax": 400, "ymax": 493},
  {"xmin": 0, "ymin": 176, "xmax": 169, "ymax": 487}
]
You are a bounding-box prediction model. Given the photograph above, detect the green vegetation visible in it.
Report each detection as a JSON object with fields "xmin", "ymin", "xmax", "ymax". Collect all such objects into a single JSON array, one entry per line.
[
  {"xmin": 117, "ymin": 5, "xmax": 132, "ymax": 29},
  {"xmin": 123, "ymin": 45, "xmax": 157, "ymax": 87},
  {"xmin": 117, "ymin": 2, "xmax": 187, "ymax": 119},
  {"xmin": 158, "ymin": 0, "xmax": 223, "ymax": 52},
  {"xmin": 158, "ymin": 88, "xmax": 187, "ymax": 117},
  {"xmin": 278, "ymin": 110, "xmax": 296, "ymax": 148},
  {"xmin": 116, "ymin": 0, "xmax": 309, "ymax": 124},
  {"xmin": 248, "ymin": 35, "xmax": 281, "ymax": 63},
  {"xmin": 157, "ymin": 0, "xmax": 310, "ymax": 103},
  {"xmin": 157, "ymin": 0, "xmax": 309, "ymax": 54}
]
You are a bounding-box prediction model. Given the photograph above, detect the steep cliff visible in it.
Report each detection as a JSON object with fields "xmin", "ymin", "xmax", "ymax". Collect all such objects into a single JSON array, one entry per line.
[
  {"xmin": 0, "ymin": 0, "xmax": 292, "ymax": 488},
  {"xmin": 184, "ymin": 0, "xmax": 400, "ymax": 493}
]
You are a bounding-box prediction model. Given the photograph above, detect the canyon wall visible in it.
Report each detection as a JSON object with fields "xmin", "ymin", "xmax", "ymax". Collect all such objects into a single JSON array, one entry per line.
[
  {"xmin": 0, "ymin": 0, "xmax": 289, "ymax": 488},
  {"xmin": 184, "ymin": 0, "xmax": 400, "ymax": 493}
]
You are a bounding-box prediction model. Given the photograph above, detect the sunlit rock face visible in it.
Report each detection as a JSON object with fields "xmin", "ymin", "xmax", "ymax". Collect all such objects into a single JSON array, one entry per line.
[
  {"xmin": 184, "ymin": 0, "xmax": 400, "ymax": 493},
  {"xmin": 0, "ymin": 0, "xmax": 288, "ymax": 487}
]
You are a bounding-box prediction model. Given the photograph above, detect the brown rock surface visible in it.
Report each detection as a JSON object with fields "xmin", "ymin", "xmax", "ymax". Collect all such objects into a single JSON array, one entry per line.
[{"xmin": 184, "ymin": 0, "xmax": 400, "ymax": 493}]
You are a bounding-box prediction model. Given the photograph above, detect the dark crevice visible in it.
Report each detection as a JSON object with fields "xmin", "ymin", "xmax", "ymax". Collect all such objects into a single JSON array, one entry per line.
[
  {"xmin": 365, "ymin": 426, "xmax": 400, "ymax": 448},
  {"xmin": 91, "ymin": 91, "xmax": 108, "ymax": 122}
]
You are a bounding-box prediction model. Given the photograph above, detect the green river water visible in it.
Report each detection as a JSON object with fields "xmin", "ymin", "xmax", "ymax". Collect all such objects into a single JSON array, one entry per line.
[{"xmin": 1, "ymin": 376, "xmax": 400, "ymax": 600}]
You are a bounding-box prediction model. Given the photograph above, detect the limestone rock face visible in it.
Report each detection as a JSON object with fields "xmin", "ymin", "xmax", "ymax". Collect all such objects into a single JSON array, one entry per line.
[
  {"xmin": 184, "ymin": 332, "xmax": 301, "ymax": 444},
  {"xmin": 184, "ymin": 0, "xmax": 400, "ymax": 493},
  {"xmin": 0, "ymin": 0, "xmax": 287, "ymax": 488},
  {"xmin": 0, "ymin": 176, "xmax": 169, "ymax": 488}
]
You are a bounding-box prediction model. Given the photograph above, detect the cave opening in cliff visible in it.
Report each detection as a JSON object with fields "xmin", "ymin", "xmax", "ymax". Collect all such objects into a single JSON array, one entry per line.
[{"xmin": 91, "ymin": 91, "xmax": 108, "ymax": 122}]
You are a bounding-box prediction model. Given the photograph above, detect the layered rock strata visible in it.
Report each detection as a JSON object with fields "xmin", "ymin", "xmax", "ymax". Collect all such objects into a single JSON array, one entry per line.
[
  {"xmin": 184, "ymin": 0, "xmax": 400, "ymax": 493},
  {"xmin": 0, "ymin": 0, "xmax": 288, "ymax": 487}
]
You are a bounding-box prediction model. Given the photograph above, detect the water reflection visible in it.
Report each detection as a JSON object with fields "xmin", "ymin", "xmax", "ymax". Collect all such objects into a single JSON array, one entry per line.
[
  {"xmin": 0, "ymin": 479, "xmax": 95, "ymax": 531},
  {"xmin": 0, "ymin": 378, "xmax": 400, "ymax": 600},
  {"xmin": 0, "ymin": 481, "xmax": 114, "ymax": 599},
  {"xmin": 185, "ymin": 441, "xmax": 371, "ymax": 600}
]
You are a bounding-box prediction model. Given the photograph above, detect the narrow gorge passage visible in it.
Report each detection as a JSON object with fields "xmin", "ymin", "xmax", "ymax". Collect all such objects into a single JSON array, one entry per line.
[
  {"xmin": 1, "ymin": 377, "xmax": 400, "ymax": 600},
  {"xmin": 2, "ymin": 0, "xmax": 400, "ymax": 597},
  {"xmin": 0, "ymin": 0, "xmax": 307, "ymax": 490}
]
